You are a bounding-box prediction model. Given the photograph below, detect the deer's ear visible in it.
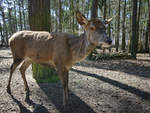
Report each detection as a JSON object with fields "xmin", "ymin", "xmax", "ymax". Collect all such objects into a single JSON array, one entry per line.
[
  {"xmin": 103, "ymin": 18, "xmax": 112, "ymax": 24},
  {"xmin": 76, "ymin": 11, "xmax": 88, "ymax": 26}
]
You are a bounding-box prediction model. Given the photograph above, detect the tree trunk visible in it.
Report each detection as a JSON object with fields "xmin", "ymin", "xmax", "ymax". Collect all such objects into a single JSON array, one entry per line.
[
  {"xmin": 13, "ymin": 1, "xmax": 17, "ymax": 32},
  {"xmin": 8, "ymin": 8, "xmax": 13, "ymax": 35},
  {"xmin": 58, "ymin": 0, "xmax": 62, "ymax": 32},
  {"xmin": 145, "ymin": 24, "xmax": 149, "ymax": 52},
  {"xmin": 49, "ymin": 0, "xmax": 51, "ymax": 32},
  {"xmin": 108, "ymin": 0, "xmax": 111, "ymax": 38},
  {"xmin": 103, "ymin": 0, "xmax": 107, "ymax": 20},
  {"xmin": 1, "ymin": 8, "xmax": 8, "ymax": 45},
  {"xmin": 0, "ymin": 23, "xmax": 4, "ymax": 46},
  {"xmin": 116, "ymin": 0, "xmax": 121, "ymax": 52},
  {"xmin": 81, "ymin": 0, "xmax": 85, "ymax": 14},
  {"xmin": 139, "ymin": 29, "xmax": 143, "ymax": 51},
  {"xmin": 128, "ymin": 0, "xmax": 133, "ymax": 52},
  {"xmin": 136, "ymin": 0, "xmax": 141, "ymax": 52},
  {"xmin": 21, "ymin": 0, "xmax": 26, "ymax": 29},
  {"xmin": 55, "ymin": 4, "xmax": 58, "ymax": 32},
  {"xmin": 18, "ymin": 0, "xmax": 22, "ymax": 30},
  {"xmin": 28, "ymin": 0, "xmax": 50, "ymax": 31},
  {"xmin": 148, "ymin": 0, "xmax": 150, "ymax": 54},
  {"xmin": 91, "ymin": 0, "xmax": 99, "ymax": 18},
  {"xmin": 71, "ymin": 0, "xmax": 75, "ymax": 32},
  {"xmin": 121, "ymin": 0, "xmax": 126, "ymax": 51},
  {"xmin": 86, "ymin": 0, "xmax": 90, "ymax": 18},
  {"xmin": 28, "ymin": 0, "xmax": 56, "ymax": 82},
  {"xmin": 145, "ymin": 0, "xmax": 150, "ymax": 53},
  {"xmin": 131, "ymin": 0, "xmax": 138, "ymax": 59}
]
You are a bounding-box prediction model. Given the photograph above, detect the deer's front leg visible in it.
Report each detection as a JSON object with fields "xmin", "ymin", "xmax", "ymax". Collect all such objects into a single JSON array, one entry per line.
[{"xmin": 57, "ymin": 66, "xmax": 69, "ymax": 108}]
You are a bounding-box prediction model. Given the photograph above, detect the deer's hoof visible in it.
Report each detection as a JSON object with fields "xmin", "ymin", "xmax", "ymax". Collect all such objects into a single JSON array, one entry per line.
[
  {"xmin": 61, "ymin": 104, "xmax": 70, "ymax": 111},
  {"xmin": 61, "ymin": 102, "xmax": 71, "ymax": 110},
  {"xmin": 25, "ymin": 96, "xmax": 31, "ymax": 103},
  {"xmin": 61, "ymin": 105, "xmax": 67, "ymax": 111},
  {"xmin": 7, "ymin": 87, "xmax": 11, "ymax": 94}
]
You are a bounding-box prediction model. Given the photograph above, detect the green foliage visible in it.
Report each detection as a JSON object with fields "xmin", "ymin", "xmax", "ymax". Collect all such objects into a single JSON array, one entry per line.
[{"xmin": 32, "ymin": 64, "xmax": 59, "ymax": 83}]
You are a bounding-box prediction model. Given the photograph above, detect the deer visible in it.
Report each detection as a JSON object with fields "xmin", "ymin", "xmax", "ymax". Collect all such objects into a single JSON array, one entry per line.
[{"xmin": 7, "ymin": 11, "xmax": 112, "ymax": 108}]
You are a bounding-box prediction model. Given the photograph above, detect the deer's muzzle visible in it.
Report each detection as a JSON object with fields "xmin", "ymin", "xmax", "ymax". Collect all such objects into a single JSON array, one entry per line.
[{"xmin": 105, "ymin": 38, "xmax": 112, "ymax": 45}]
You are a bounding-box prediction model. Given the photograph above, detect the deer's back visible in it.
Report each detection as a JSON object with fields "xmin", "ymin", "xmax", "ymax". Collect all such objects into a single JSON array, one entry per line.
[{"xmin": 9, "ymin": 31, "xmax": 76, "ymax": 69}]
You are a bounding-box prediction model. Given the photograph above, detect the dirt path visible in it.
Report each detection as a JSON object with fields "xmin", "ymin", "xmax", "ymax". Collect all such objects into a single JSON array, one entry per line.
[{"xmin": 0, "ymin": 48, "xmax": 150, "ymax": 113}]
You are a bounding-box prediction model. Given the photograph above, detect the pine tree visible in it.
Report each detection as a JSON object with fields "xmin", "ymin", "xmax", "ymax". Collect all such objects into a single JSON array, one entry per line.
[{"xmin": 131, "ymin": 0, "xmax": 138, "ymax": 58}]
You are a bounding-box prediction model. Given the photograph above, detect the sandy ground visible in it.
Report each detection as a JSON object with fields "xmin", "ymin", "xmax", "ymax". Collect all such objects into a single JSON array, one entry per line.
[{"xmin": 0, "ymin": 48, "xmax": 150, "ymax": 113}]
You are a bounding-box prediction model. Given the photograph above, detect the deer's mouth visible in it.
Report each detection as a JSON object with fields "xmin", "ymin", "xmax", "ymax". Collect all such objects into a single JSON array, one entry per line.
[{"xmin": 101, "ymin": 42, "xmax": 112, "ymax": 48}]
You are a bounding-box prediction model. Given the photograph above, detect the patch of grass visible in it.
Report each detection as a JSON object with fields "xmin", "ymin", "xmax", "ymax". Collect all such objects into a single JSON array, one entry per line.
[
  {"xmin": 36, "ymin": 75, "xmax": 60, "ymax": 83},
  {"xmin": 32, "ymin": 64, "xmax": 59, "ymax": 83}
]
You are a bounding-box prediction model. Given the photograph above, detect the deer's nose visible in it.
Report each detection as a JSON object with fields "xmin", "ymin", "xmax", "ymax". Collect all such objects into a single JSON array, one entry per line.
[
  {"xmin": 106, "ymin": 38, "xmax": 112, "ymax": 45},
  {"xmin": 108, "ymin": 40, "xmax": 112, "ymax": 45}
]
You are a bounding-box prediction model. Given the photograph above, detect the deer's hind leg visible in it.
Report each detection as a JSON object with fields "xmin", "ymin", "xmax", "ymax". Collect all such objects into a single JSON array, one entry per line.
[
  {"xmin": 19, "ymin": 60, "xmax": 31, "ymax": 94},
  {"xmin": 7, "ymin": 58, "xmax": 23, "ymax": 94}
]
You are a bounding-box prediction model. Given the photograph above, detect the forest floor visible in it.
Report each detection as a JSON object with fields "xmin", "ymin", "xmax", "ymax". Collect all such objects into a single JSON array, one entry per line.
[{"xmin": 0, "ymin": 48, "xmax": 150, "ymax": 113}]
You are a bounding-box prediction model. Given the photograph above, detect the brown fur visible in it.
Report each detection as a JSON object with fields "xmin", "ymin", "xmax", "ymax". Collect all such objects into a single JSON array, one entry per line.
[
  {"xmin": 7, "ymin": 11, "xmax": 111, "ymax": 108},
  {"xmin": 7, "ymin": 30, "xmax": 95, "ymax": 107},
  {"xmin": 9, "ymin": 31, "xmax": 94, "ymax": 69},
  {"xmin": 88, "ymin": 19, "xmax": 105, "ymax": 30}
]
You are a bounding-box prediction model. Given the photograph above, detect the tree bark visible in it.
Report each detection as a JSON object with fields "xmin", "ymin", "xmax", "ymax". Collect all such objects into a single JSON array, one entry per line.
[
  {"xmin": 55, "ymin": 2, "xmax": 58, "ymax": 32},
  {"xmin": 86, "ymin": 0, "xmax": 90, "ymax": 18},
  {"xmin": 121, "ymin": 0, "xmax": 126, "ymax": 51},
  {"xmin": 116, "ymin": 0, "xmax": 121, "ymax": 52},
  {"xmin": 8, "ymin": 8, "xmax": 13, "ymax": 35},
  {"xmin": 148, "ymin": 0, "xmax": 150, "ymax": 54},
  {"xmin": 108, "ymin": 0, "xmax": 111, "ymax": 38},
  {"xmin": 18, "ymin": 0, "xmax": 22, "ymax": 30},
  {"xmin": 58, "ymin": 0, "xmax": 62, "ymax": 32},
  {"xmin": 128, "ymin": 0, "xmax": 133, "ymax": 51},
  {"xmin": 71, "ymin": 0, "xmax": 75, "ymax": 32},
  {"xmin": 13, "ymin": 1, "xmax": 17, "ymax": 32},
  {"xmin": 103, "ymin": 0, "xmax": 107, "ymax": 20},
  {"xmin": 21, "ymin": 0, "xmax": 26, "ymax": 29},
  {"xmin": 131, "ymin": 0, "xmax": 138, "ymax": 59},
  {"xmin": 91, "ymin": 0, "xmax": 99, "ymax": 19},
  {"xmin": 1, "ymin": 8, "xmax": 8, "ymax": 45},
  {"xmin": 145, "ymin": 0, "xmax": 150, "ymax": 53},
  {"xmin": 136, "ymin": 0, "xmax": 141, "ymax": 52},
  {"xmin": 28, "ymin": 0, "xmax": 50, "ymax": 31},
  {"xmin": 49, "ymin": 0, "xmax": 51, "ymax": 32},
  {"xmin": 0, "ymin": 23, "xmax": 4, "ymax": 46}
]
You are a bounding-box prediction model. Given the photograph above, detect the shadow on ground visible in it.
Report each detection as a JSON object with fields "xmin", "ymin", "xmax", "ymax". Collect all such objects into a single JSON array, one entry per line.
[
  {"xmin": 0, "ymin": 56, "xmax": 12, "ymax": 59},
  {"xmin": 9, "ymin": 94, "xmax": 50, "ymax": 113},
  {"xmin": 76, "ymin": 59, "xmax": 150, "ymax": 78},
  {"xmin": 8, "ymin": 68, "xmax": 150, "ymax": 113},
  {"xmin": 71, "ymin": 68, "xmax": 150, "ymax": 101},
  {"xmin": 37, "ymin": 83, "xmax": 96, "ymax": 113}
]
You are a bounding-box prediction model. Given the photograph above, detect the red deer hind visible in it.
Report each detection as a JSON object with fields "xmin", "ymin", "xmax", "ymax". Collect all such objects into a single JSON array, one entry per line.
[{"xmin": 7, "ymin": 11, "xmax": 112, "ymax": 108}]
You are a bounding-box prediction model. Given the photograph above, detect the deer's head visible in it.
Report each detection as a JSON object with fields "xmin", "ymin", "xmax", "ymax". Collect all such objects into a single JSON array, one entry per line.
[{"xmin": 76, "ymin": 11, "xmax": 112, "ymax": 47}]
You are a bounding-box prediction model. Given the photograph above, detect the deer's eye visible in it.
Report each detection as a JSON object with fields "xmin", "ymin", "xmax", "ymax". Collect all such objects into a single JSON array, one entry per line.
[{"xmin": 89, "ymin": 26, "xmax": 95, "ymax": 31}]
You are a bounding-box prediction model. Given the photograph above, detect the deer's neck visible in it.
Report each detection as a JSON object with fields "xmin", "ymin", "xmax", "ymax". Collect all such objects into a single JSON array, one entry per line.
[
  {"xmin": 70, "ymin": 32, "xmax": 96, "ymax": 62},
  {"xmin": 85, "ymin": 33, "xmax": 96, "ymax": 54}
]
